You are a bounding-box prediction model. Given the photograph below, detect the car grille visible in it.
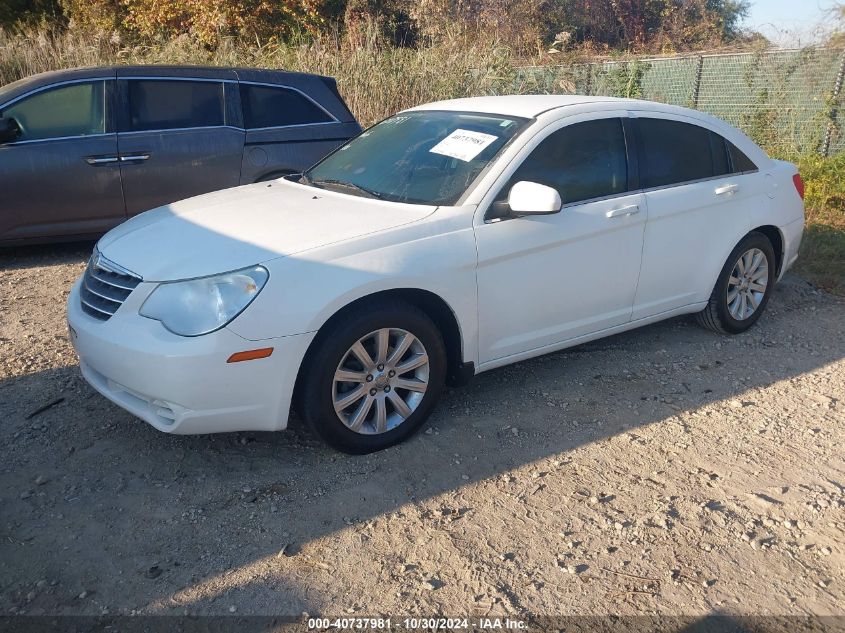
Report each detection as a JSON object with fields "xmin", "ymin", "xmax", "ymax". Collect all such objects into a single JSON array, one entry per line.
[{"xmin": 79, "ymin": 253, "xmax": 142, "ymax": 321}]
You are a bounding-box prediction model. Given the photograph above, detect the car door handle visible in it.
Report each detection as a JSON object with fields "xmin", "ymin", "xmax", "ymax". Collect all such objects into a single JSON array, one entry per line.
[
  {"xmin": 119, "ymin": 154, "xmax": 150, "ymax": 162},
  {"xmin": 85, "ymin": 156, "xmax": 119, "ymax": 165},
  {"xmin": 606, "ymin": 204, "xmax": 640, "ymax": 218},
  {"xmin": 715, "ymin": 184, "xmax": 739, "ymax": 196}
]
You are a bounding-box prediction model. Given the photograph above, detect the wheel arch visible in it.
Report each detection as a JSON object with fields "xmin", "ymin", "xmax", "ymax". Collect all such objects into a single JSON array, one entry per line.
[
  {"xmin": 293, "ymin": 288, "xmax": 471, "ymax": 411},
  {"xmin": 703, "ymin": 225, "xmax": 785, "ymax": 305},
  {"xmin": 750, "ymin": 225, "xmax": 785, "ymax": 277}
]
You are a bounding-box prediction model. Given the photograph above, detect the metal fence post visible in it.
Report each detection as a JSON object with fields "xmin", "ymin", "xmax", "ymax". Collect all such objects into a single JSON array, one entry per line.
[
  {"xmin": 691, "ymin": 55, "xmax": 704, "ymax": 109},
  {"xmin": 822, "ymin": 49, "xmax": 845, "ymax": 157}
]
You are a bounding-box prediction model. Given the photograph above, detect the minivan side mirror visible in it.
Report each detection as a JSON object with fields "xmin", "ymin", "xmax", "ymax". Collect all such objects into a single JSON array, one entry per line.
[
  {"xmin": 507, "ymin": 181, "xmax": 562, "ymax": 216},
  {"xmin": 0, "ymin": 116, "xmax": 21, "ymax": 144}
]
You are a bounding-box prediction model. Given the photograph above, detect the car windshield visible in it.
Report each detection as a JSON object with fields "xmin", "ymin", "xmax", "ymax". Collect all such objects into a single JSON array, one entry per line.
[{"xmin": 303, "ymin": 110, "xmax": 529, "ymax": 205}]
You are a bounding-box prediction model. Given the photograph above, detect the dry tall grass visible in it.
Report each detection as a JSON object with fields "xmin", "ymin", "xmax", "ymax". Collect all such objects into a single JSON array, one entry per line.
[{"xmin": 0, "ymin": 27, "xmax": 529, "ymax": 125}]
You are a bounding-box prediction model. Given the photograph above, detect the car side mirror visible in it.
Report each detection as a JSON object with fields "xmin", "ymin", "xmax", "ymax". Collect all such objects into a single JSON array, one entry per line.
[
  {"xmin": 0, "ymin": 116, "xmax": 21, "ymax": 144},
  {"xmin": 507, "ymin": 181, "xmax": 562, "ymax": 216}
]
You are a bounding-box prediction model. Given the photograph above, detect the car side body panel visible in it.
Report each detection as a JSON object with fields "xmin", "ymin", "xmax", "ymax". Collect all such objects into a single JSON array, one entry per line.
[
  {"xmin": 239, "ymin": 121, "xmax": 362, "ymax": 183},
  {"xmin": 755, "ymin": 159, "xmax": 805, "ymax": 278},
  {"xmin": 226, "ymin": 204, "xmax": 480, "ymax": 367},
  {"xmin": 0, "ymin": 133, "xmax": 126, "ymax": 242},
  {"xmin": 117, "ymin": 127, "xmax": 246, "ymax": 218},
  {"xmin": 0, "ymin": 65, "xmax": 360, "ymax": 244},
  {"xmin": 0, "ymin": 74, "xmax": 126, "ymax": 243}
]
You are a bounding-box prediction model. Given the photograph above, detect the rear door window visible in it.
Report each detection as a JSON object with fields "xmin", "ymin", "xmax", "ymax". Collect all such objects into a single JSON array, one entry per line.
[
  {"xmin": 240, "ymin": 84, "xmax": 333, "ymax": 129},
  {"xmin": 2, "ymin": 81, "xmax": 106, "ymax": 141},
  {"xmin": 126, "ymin": 79, "xmax": 224, "ymax": 132},
  {"xmin": 710, "ymin": 132, "xmax": 730, "ymax": 176},
  {"xmin": 504, "ymin": 117, "xmax": 629, "ymax": 205},
  {"xmin": 637, "ymin": 117, "xmax": 730, "ymax": 188}
]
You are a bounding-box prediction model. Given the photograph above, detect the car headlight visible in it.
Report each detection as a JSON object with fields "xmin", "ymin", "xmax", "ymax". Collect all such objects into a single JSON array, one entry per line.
[{"xmin": 139, "ymin": 266, "xmax": 269, "ymax": 336}]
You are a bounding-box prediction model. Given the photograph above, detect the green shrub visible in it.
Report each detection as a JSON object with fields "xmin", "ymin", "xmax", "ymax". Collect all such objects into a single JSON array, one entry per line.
[{"xmin": 790, "ymin": 154, "xmax": 845, "ymax": 294}]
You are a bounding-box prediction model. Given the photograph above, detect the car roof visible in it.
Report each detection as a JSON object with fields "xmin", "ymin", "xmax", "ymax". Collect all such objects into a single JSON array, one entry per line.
[
  {"xmin": 406, "ymin": 94, "xmax": 753, "ymax": 144},
  {"xmin": 0, "ymin": 65, "xmax": 334, "ymax": 106},
  {"xmin": 407, "ymin": 94, "xmax": 702, "ymax": 119},
  {"xmin": 408, "ymin": 94, "xmax": 768, "ymax": 166}
]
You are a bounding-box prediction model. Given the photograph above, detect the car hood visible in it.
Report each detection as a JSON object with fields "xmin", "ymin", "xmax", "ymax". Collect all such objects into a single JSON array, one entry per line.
[{"xmin": 97, "ymin": 180, "xmax": 436, "ymax": 281}]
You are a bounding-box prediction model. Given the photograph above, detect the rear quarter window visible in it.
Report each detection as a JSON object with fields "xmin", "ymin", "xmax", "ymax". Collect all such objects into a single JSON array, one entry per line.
[
  {"xmin": 240, "ymin": 84, "xmax": 333, "ymax": 129},
  {"xmin": 727, "ymin": 141, "xmax": 759, "ymax": 173}
]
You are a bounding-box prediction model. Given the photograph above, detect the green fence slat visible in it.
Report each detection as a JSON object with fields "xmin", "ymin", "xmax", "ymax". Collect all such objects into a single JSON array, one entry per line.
[{"xmin": 505, "ymin": 48, "xmax": 845, "ymax": 156}]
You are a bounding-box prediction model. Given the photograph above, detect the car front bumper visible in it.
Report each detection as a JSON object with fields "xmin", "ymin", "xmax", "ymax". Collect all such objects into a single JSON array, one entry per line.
[{"xmin": 67, "ymin": 279, "xmax": 314, "ymax": 434}]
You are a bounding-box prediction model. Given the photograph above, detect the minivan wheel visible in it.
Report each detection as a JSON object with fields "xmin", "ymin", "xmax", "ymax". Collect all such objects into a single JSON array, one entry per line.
[
  {"xmin": 696, "ymin": 232, "xmax": 776, "ymax": 334},
  {"xmin": 299, "ymin": 301, "xmax": 447, "ymax": 454}
]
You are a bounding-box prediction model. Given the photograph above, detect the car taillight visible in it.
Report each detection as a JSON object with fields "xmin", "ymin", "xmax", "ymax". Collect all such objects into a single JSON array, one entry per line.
[{"xmin": 792, "ymin": 173, "xmax": 805, "ymax": 199}]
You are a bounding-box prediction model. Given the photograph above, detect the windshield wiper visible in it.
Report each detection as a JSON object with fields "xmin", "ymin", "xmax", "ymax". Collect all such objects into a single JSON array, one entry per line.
[{"xmin": 308, "ymin": 178, "xmax": 385, "ymax": 200}]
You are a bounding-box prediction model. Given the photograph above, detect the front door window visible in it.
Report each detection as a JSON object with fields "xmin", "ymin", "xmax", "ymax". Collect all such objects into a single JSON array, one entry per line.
[{"xmin": 2, "ymin": 81, "xmax": 106, "ymax": 142}]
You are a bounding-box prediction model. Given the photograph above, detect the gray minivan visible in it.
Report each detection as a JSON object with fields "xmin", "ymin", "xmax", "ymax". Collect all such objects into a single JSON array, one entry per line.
[{"xmin": 0, "ymin": 66, "xmax": 361, "ymax": 245}]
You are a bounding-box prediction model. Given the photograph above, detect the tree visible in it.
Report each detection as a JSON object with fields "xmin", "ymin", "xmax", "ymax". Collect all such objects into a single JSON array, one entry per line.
[
  {"xmin": 121, "ymin": 0, "xmax": 327, "ymax": 45},
  {"xmin": 0, "ymin": 0, "xmax": 64, "ymax": 29},
  {"xmin": 0, "ymin": 0, "xmax": 754, "ymax": 52}
]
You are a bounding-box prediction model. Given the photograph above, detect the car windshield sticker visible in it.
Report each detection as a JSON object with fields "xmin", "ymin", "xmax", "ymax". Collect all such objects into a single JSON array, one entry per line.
[{"xmin": 429, "ymin": 129, "xmax": 498, "ymax": 162}]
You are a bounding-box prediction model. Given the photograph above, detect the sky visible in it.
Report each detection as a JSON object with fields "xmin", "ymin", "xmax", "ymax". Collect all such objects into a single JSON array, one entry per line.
[{"xmin": 743, "ymin": 0, "xmax": 840, "ymax": 46}]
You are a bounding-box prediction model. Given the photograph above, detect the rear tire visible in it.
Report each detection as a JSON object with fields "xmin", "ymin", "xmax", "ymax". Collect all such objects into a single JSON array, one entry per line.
[
  {"xmin": 299, "ymin": 300, "xmax": 446, "ymax": 454},
  {"xmin": 696, "ymin": 232, "xmax": 776, "ymax": 334}
]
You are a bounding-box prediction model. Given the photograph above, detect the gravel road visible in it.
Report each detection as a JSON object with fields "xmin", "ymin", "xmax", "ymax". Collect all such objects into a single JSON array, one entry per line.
[{"xmin": 0, "ymin": 243, "xmax": 843, "ymax": 620}]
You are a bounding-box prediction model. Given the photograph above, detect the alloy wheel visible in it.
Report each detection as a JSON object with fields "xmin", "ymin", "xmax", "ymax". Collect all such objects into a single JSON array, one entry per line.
[
  {"xmin": 333, "ymin": 328, "xmax": 429, "ymax": 435},
  {"xmin": 726, "ymin": 247, "xmax": 769, "ymax": 321}
]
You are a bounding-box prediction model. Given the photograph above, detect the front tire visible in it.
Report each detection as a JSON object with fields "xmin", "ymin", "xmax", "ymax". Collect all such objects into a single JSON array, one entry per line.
[
  {"xmin": 299, "ymin": 300, "xmax": 447, "ymax": 454},
  {"xmin": 696, "ymin": 232, "xmax": 776, "ymax": 334}
]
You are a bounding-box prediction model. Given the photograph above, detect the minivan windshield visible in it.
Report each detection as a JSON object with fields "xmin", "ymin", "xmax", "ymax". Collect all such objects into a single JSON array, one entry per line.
[{"xmin": 302, "ymin": 110, "xmax": 529, "ymax": 205}]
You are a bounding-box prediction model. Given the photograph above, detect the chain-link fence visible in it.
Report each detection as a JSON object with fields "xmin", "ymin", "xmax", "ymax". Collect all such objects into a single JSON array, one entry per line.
[{"xmin": 500, "ymin": 48, "xmax": 845, "ymax": 156}]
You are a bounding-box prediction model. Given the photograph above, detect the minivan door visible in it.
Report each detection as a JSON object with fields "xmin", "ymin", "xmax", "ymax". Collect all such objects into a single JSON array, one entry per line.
[
  {"xmin": 0, "ymin": 78, "xmax": 125, "ymax": 242},
  {"xmin": 116, "ymin": 72, "xmax": 245, "ymax": 217}
]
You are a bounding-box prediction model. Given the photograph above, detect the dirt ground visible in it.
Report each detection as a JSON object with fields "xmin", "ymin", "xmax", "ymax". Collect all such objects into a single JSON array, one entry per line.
[{"xmin": 1, "ymin": 242, "xmax": 843, "ymax": 622}]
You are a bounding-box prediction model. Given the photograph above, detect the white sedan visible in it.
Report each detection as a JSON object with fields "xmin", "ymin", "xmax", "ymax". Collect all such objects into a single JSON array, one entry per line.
[{"xmin": 67, "ymin": 95, "xmax": 805, "ymax": 453}]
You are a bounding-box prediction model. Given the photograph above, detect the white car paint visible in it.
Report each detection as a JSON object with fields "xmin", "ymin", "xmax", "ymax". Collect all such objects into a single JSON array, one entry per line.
[
  {"xmin": 97, "ymin": 181, "xmax": 437, "ymax": 281},
  {"xmin": 506, "ymin": 181, "xmax": 562, "ymax": 214},
  {"xmin": 67, "ymin": 95, "xmax": 805, "ymax": 436}
]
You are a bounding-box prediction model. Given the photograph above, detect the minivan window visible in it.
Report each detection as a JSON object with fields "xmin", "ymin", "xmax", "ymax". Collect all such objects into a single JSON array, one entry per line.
[
  {"xmin": 728, "ymin": 141, "xmax": 758, "ymax": 173},
  {"xmin": 2, "ymin": 81, "xmax": 106, "ymax": 142},
  {"xmin": 240, "ymin": 84, "xmax": 333, "ymax": 128},
  {"xmin": 638, "ymin": 118, "xmax": 727, "ymax": 188},
  {"xmin": 504, "ymin": 118, "xmax": 629, "ymax": 205},
  {"xmin": 127, "ymin": 80, "xmax": 224, "ymax": 132}
]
